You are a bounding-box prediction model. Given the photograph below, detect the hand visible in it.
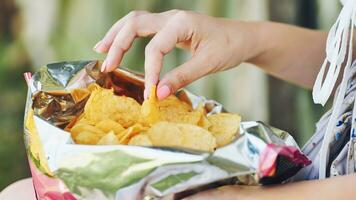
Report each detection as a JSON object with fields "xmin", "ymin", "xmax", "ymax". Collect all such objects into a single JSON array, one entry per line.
[
  {"xmin": 168, "ymin": 174, "xmax": 356, "ymax": 200},
  {"xmin": 161, "ymin": 185, "xmax": 262, "ymax": 200},
  {"xmin": 93, "ymin": 10, "xmax": 261, "ymax": 100}
]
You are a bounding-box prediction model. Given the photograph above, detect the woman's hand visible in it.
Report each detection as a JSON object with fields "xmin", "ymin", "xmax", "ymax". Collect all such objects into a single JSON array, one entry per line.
[
  {"xmin": 94, "ymin": 10, "xmax": 328, "ymax": 99},
  {"xmin": 93, "ymin": 10, "xmax": 262, "ymax": 100},
  {"xmin": 178, "ymin": 185, "xmax": 261, "ymax": 200},
  {"xmin": 170, "ymin": 173, "xmax": 356, "ymax": 200},
  {"xmin": 160, "ymin": 185, "xmax": 266, "ymax": 200}
]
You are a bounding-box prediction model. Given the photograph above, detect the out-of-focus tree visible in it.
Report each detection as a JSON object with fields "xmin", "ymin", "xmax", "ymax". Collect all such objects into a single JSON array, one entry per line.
[{"xmin": 0, "ymin": 0, "xmax": 31, "ymax": 190}]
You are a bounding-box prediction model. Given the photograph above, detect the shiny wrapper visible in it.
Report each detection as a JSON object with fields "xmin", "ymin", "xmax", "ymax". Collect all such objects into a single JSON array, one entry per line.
[{"xmin": 24, "ymin": 60, "xmax": 311, "ymax": 200}]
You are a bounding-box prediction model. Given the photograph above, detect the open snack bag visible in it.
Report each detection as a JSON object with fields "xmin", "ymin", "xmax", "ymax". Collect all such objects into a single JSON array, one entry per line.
[{"xmin": 23, "ymin": 60, "xmax": 311, "ymax": 200}]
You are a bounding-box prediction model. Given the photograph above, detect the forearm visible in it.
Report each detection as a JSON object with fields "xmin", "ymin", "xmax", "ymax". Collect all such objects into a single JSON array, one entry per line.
[
  {"xmin": 254, "ymin": 173, "xmax": 356, "ymax": 200},
  {"xmin": 241, "ymin": 21, "xmax": 328, "ymax": 89}
]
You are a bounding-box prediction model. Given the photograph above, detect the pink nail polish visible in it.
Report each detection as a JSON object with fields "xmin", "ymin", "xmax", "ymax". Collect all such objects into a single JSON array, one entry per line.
[
  {"xmin": 157, "ymin": 85, "xmax": 171, "ymax": 100},
  {"xmin": 144, "ymin": 89, "xmax": 148, "ymax": 100},
  {"xmin": 101, "ymin": 61, "xmax": 107, "ymax": 72}
]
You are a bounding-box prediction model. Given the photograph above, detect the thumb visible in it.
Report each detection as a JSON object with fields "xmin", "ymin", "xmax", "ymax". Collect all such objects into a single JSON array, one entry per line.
[{"xmin": 157, "ymin": 55, "xmax": 210, "ymax": 100}]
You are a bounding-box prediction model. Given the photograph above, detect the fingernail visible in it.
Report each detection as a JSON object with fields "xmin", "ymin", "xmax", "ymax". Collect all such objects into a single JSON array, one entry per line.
[
  {"xmin": 144, "ymin": 83, "xmax": 152, "ymax": 100},
  {"xmin": 101, "ymin": 60, "xmax": 107, "ymax": 72},
  {"xmin": 93, "ymin": 41, "xmax": 102, "ymax": 51},
  {"xmin": 144, "ymin": 89, "xmax": 148, "ymax": 100},
  {"xmin": 157, "ymin": 85, "xmax": 171, "ymax": 100}
]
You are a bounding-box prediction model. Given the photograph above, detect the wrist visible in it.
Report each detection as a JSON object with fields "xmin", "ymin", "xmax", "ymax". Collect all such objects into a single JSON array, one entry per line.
[
  {"xmin": 243, "ymin": 21, "xmax": 274, "ymax": 64},
  {"xmin": 223, "ymin": 20, "xmax": 272, "ymax": 65}
]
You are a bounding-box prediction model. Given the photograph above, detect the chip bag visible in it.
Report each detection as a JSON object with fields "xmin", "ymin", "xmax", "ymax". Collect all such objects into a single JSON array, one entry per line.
[{"xmin": 24, "ymin": 60, "xmax": 311, "ymax": 200}]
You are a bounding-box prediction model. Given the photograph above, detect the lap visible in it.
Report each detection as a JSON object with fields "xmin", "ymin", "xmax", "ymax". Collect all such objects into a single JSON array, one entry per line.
[{"xmin": 0, "ymin": 178, "xmax": 36, "ymax": 200}]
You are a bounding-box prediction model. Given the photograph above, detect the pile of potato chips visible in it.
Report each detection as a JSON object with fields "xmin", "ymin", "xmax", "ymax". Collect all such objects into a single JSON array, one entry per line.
[{"xmin": 67, "ymin": 84, "xmax": 241, "ymax": 152}]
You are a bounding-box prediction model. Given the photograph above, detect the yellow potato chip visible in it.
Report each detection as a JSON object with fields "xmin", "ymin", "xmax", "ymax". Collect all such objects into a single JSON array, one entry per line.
[
  {"xmin": 198, "ymin": 115, "xmax": 211, "ymax": 129},
  {"xmin": 71, "ymin": 123, "xmax": 105, "ymax": 139},
  {"xmin": 69, "ymin": 83, "xmax": 241, "ymax": 149},
  {"xmin": 113, "ymin": 112, "xmax": 139, "ymax": 128},
  {"xmin": 97, "ymin": 131, "xmax": 120, "ymax": 145},
  {"xmin": 75, "ymin": 117, "xmax": 93, "ymax": 126},
  {"xmin": 147, "ymin": 122, "xmax": 216, "ymax": 152},
  {"xmin": 64, "ymin": 114, "xmax": 81, "ymax": 132},
  {"xmin": 157, "ymin": 97, "xmax": 199, "ymax": 124},
  {"xmin": 71, "ymin": 88, "xmax": 91, "ymax": 103},
  {"xmin": 141, "ymin": 85, "xmax": 160, "ymax": 125},
  {"xmin": 140, "ymin": 86, "xmax": 204, "ymax": 126},
  {"xmin": 118, "ymin": 123, "xmax": 148, "ymax": 144},
  {"xmin": 87, "ymin": 83, "xmax": 101, "ymax": 92},
  {"xmin": 83, "ymin": 85, "xmax": 141, "ymax": 127},
  {"xmin": 128, "ymin": 134, "xmax": 152, "ymax": 146},
  {"xmin": 75, "ymin": 131, "xmax": 101, "ymax": 144},
  {"xmin": 196, "ymin": 104, "xmax": 211, "ymax": 130},
  {"xmin": 158, "ymin": 95, "xmax": 191, "ymax": 111},
  {"xmin": 208, "ymin": 113, "xmax": 241, "ymax": 147},
  {"xmin": 95, "ymin": 119, "xmax": 125, "ymax": 135}
]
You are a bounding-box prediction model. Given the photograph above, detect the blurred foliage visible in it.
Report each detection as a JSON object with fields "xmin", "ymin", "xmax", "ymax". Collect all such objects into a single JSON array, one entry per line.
[
  {"xmin": 0, "ymin": 0, "xmax": 339, "ymax": 190},
  {"xmin": 0, "ymin": 0, "xmax": 32, "ymax": 190}
]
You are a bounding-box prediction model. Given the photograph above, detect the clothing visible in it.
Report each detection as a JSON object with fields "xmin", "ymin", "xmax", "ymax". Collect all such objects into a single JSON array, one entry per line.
[
  {"xmin": 294, "ymin": 66, "xmax": 356, "ymax": 180},
  {"xmin": 308, "ymin": 0, "xmax": 356, "ymax": 179}
]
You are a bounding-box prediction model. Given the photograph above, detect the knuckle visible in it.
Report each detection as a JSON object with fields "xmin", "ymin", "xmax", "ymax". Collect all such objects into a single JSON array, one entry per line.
[
  {"xmin": 112, "ymin": 38, "xmax": 129, "ymax": 53},
  {"xmin": 169, "ymin": 9, "xmax": 180, "ymax": 14},
  {"xmin": 118, "ymin": 45, "xmax": 128, "ymax": 53},
  {"xmin": 174, "ymin": 10, "xmax": 191, "ymax": 21},
  {"xmin": 201, "ymin": 52, "xmax": 221, "ymax": 70},
  {"xmin": 100, "ymin": 39, "xmax": 111, "ymax": 49},
  {"xmin": 125, "ymin": 18, "xmax": 137, "ymax": 30},
  {"xmin": 129, "ymin": 10, "xmax": 140, "ymax": 17},
  {"xmin": 145, "ymin": 43, "xmax": 158, "ymax": 55},
  {"xmin": 174, "ymin": 71, "xmax": 189, "ymax": 87}
]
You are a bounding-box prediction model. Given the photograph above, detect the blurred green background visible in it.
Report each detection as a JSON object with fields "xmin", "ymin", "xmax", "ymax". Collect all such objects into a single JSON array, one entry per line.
[{"xmin": 0, "ymin": 0, "xmax": 340, "ymax": 190}]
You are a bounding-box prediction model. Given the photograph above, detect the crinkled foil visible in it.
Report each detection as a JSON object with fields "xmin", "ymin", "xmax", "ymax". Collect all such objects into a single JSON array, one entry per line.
[{"xmin": 24, "ymin": 60, "xmax": 311, "ymax": 200}]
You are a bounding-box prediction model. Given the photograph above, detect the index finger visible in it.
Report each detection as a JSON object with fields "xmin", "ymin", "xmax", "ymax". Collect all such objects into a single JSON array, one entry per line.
[
  {"xmin": 143, "ymin": 11, "xmax": 192, "ymax": 99},
  {"xmin": 102, "ymin": 10, "xmax": 180, "ymax": 72},
  {"xmin": 94, "ymin": 10, "xmax": 149, "ymax": 53}
]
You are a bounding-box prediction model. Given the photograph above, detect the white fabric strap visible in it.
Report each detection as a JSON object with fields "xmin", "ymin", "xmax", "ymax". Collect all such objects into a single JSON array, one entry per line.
[
  {"xmin": 350, "ymin": 98, "xmax": 356, "ymax": 140},
  {"xmin": 315, "ymin": 0, "xmax": 356, "ymax": 179},
  {"xmin": 312, "ymin": 0, "xmax": 354, "ymax": 105}
]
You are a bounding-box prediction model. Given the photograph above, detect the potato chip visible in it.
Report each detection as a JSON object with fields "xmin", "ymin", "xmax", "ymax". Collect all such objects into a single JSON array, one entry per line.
[
  {"xmin": 87, "ymin": 83, "xmax": 101, "ymax": 92},
  {"xmin": 158, "ymin": 95, "xmax": 191, "ymax": 110},
  {"xmin": 71, "ymin": 88, "xmax": 91, "ymax": 103},
  {"xmin": 71, "ymin": 123, "xmax": 105, "ymax": 139},
  {"xmin": 159, "ymin": 95, "xmax": 208, "ymax": 125},
  {"xmin": 198, "ymin": 115, "xmax": 211, "ymax": 129},
  {"xmin": 97, "ymin": 131, "xmax": 120, "ymax": 145},
  {"xmin": 118, "ymin": 123, "xmax": 148, "ymax": 144},
  {"xmin": 208, "ymin": 113, "xmax": 241, "ymax": 147},
  {"xmin": 141, "ymin": 86, "xmax": 200, "ymax": 125},
  {"xmin": 141, "ymin": 85, "xmax": 160, "ymax": 125},
  {"xmin": 95, "ymin": 119, "xmax": 125, "ymax": 135},
  {"xmin": 75, "ymin": 116, "xmax": 93, "ymax": 126},
  {"xmin": 75, "ymin": 130, "xmax": 101, "ymax": 144},
  {"xmin": 113, "ymin": 112, "xmax": 140, "ymax": 128},
  {"xmin": 147, "ymin": 122, "xmax": 216, "ymax": 152},
  {"xmin": 64, "ymin": 115, "xmax": 81, "ymax": 132},
  {"xmin": 128, "ymin": 134, "xmax": 152, "ymax": 146},
  {"xmin": 68, "ymin": 83, "xmax": 241, "ymax": 151},
  {"xmin": 196, "ymin": 104, "xmax": 211, "ymax": 130},
  {"xmin": 83, "ymin": 85, "xmax": 141, "ymax": 127}
]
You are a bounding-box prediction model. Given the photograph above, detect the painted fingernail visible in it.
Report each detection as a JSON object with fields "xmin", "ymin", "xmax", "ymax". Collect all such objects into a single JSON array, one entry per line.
[
  {"xmin": 101, "ymin": 60, "xmax": 107, "ymax": 72},
  {"xmin": 144, "ymin": 88, "xmax": 148, "ymax": 100},
  {"xmin": 157, "ymin": 85, "xmax": 171, "ymax": 100},
  {"xmin": 144, "ymin": 83, "xmax": 152, "ymax": 100},
  {"xmin": 93, "ymin": 41, "xmax": 102, "ymax": 51}
]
